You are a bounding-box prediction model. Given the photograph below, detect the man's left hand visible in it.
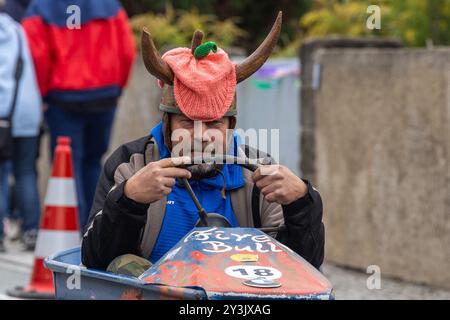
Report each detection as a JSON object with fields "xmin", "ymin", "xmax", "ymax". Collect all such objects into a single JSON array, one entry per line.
[{"xmin": 252, "ymin": 165, "xmax": 308, "ymax": 205}]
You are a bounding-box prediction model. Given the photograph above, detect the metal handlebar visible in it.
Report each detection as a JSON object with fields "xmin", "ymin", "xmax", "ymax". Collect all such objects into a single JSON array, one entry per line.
[{"xmin": 178, "ymin": 155, "xmax": 283, "ymax": 233}]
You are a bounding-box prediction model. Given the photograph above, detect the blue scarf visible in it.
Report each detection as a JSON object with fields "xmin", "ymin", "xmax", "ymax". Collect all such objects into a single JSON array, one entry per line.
[{"xmin": 149, "ymin": 122, "xmax": 244, "ymax": 263}]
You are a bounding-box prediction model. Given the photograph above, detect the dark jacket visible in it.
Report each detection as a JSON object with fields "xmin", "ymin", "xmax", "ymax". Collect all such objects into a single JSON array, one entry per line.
[{"xmin": 81, "ymin": 135, "xmax": 325, "ymax": 270}]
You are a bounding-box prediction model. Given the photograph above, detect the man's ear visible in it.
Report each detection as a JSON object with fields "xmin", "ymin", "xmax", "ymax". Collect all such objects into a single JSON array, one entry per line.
[
  {"xmin": 163, "ymin": 112, "xmax": 172, "ymax": 151},
  {"xmin": 228, "ymin": 116, "xmax": 237, "ymax": 130}
]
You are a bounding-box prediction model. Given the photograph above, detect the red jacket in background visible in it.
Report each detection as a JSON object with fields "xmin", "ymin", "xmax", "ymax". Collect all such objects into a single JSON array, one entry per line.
[{"xmin": 22, "ymin": 0, "xmax": 136, "ymax": 110}]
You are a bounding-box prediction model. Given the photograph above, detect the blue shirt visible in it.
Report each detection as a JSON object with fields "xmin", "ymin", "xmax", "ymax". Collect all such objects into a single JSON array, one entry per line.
[{"xmin": 148, "ymin": 122, "xmax": 244, "ymax": 263}]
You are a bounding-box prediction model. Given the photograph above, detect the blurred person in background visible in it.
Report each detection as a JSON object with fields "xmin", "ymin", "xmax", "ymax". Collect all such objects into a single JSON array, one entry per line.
[
  {"xmin": 22, "ymin": 0, "xmax": 136, "ymax": 231},
  {"xmin": 1, "ymin": 0, "xmax": 35, "ymax": 245},
  {"xmin": 0, "ymin": 3, "xmax": 42, "ymax": 251}
]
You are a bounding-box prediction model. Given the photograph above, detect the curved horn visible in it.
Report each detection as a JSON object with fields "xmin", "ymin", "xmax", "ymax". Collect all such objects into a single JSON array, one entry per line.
[
  {"xmin": 141, "ymin": 28, "xmax": 174, "ymax": 85},
  {"xmin": 236, "ymin": 11, "xmax": 282, "ymax": 83},
  {"xmin": 191, "ymin": 30, "xmax": 204, "ymax": 54}
]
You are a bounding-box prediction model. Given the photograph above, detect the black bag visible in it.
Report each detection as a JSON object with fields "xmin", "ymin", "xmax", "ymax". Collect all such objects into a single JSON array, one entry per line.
[{"xmin": 0, "ymin": 27, "xmax": 24, "ymax": 163}]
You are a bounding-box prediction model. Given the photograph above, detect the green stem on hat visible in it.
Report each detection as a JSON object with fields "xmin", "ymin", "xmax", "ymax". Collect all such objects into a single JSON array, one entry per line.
[{"xmin": 194, "ymin": 41, "xmax": 217, "ymax": 59}]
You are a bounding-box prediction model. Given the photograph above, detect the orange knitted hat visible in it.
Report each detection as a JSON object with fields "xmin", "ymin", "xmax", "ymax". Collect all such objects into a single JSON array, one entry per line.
[
  {"xmin": 141, "ymin": 12, "xmax": 283, "ymax": 123},
  {"xmin": 158, "ymin": 46, "xmax": 236, "ymax": 121}
]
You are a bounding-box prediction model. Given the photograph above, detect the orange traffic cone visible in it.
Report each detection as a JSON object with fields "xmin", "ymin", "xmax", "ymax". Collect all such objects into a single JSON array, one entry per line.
[{"xmin": 7, "ymin": 136, "xmax": 80, "ymax": 299}]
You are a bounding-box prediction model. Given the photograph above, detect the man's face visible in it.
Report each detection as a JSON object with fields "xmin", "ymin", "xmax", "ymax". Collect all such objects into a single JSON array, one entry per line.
[{"xmin": 170, "ymin": 114, "xmax": 231, "ymax": 180}]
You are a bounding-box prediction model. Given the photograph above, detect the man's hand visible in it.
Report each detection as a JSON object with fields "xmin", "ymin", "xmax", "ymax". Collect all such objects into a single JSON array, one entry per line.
[
  {"xmin": 253, "ymin": 165, "xmax": 308, "ymax": 205},
  {"xmin": 124, "ymin": 156, "xmax": 191, "ymax": 204}
]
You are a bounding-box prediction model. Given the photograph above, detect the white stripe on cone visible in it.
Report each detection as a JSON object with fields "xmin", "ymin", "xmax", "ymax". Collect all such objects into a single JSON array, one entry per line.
[
  {"xmin": 44, "ymin": 178, "xmax": 78, "ymax": 207},
  {"xmin": 34, "ymin": 230, "xmax": 80, "ymax": 258}
]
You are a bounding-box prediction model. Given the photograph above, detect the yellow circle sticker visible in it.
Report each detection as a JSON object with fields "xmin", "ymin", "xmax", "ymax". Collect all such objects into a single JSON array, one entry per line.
[{"xmin": 230, "ymin": 254, "xmax": 259, "ymax": 262}]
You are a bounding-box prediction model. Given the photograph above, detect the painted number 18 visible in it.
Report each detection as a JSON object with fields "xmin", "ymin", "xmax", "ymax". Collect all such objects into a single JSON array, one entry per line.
[
  {"xmin": 233, "ymin": 268, "xmax": 274, "ymax": 277},
  {"xmin": 225, "ymin": 265, "xmax": 282, "ymax": 280}
]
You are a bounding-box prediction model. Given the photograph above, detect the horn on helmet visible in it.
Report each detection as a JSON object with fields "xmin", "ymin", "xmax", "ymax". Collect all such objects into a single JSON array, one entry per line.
[
  {"xmin": 142, "ymin": 28, "xmax": 206, "ymax": 85},
  {"xmin": 236, "ymin": 11, "xmax": 282, "ymax": 83},
  {"xmin": 191, "ymin": 30, "xmax": 204, "ymax": 54},
  {"xmin": 141, "ymin": 27, "xmax": 174, "ymax": 85}
]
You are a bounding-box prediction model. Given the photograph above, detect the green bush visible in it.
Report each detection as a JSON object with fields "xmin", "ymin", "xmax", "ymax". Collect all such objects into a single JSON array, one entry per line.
[
  {"xmin": 130, "ymin": 4, "xmax": 247, "ymax": 51},
  {"xmin": 123, "ymin": 0, "xmax": 313, "ymax": 57},
  {"xmin": 300, "ymin": 0, "xmax": 450, "ymax": 47}
]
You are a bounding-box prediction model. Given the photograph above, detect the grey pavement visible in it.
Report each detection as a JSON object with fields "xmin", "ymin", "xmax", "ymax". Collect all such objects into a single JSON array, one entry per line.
[
  {"xmin": 0, "ymin": 240, "xmax": 33, "ymax": 300},
  {"xmin": 323, "ymin": 263, "xmax": 450, "ymax": 300}
]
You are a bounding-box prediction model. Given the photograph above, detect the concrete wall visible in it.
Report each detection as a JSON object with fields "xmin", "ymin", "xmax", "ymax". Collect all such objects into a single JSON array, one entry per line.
[{"xmin": 304, "ymin": 46, "xmax": 450, "ymax": 289}]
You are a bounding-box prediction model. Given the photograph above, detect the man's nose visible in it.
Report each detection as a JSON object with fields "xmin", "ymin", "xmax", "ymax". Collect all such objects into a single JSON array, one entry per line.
[{"xmin": 194, "ymin": 122, "xmax": 212, "ymax": 142}]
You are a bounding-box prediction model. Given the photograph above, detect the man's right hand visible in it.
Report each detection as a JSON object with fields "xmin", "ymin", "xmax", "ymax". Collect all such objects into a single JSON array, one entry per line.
[{"xmin": 124, "ymin": 156, "xmax": 191, "ymax": 204}]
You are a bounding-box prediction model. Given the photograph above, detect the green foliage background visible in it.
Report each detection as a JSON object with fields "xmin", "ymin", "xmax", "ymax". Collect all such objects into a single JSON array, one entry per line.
[
  {"xmin": 300, "ymin": 0, "xmax": 450, "ymax": 47},
  {"xmin": 121, "ymin": 0, "xmax": 450, "ymax": 56}
]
